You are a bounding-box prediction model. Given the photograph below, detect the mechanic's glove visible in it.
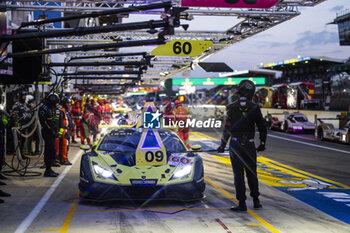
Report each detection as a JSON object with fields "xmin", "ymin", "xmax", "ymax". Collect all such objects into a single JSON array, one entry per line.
[
  {"xmin": 217, "ymin": 144, "xmax": 226, "ymax": 153},
  {"xmin": 256, "ymin": 141, "xmax": 266, "ymax": 152},
  {"xmin": 58, "ymin": 128, "xmax": 64, "ymax": 138},
  {"xmin": 2, "ymin": 114, "xmax": 8, "ymax": 126}
]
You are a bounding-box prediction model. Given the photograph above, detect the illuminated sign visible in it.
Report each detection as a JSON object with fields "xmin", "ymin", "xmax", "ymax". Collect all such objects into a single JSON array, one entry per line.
[
  {"xmin": 181, "ymin": 0, "xmax": 280, "ymax": 9},
  {"xmin": 151, "ymin": 40, "xmax": 213, "ymax": 57},
  {"xmin": 172, "ymin": 77, "xmax": 265, "ymax": 86}
]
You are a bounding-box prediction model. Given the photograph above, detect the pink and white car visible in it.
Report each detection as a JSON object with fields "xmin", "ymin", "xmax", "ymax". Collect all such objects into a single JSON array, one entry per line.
[{"xmin": 282, "ymin": 112, "xmax": 315, "ymax": 133}]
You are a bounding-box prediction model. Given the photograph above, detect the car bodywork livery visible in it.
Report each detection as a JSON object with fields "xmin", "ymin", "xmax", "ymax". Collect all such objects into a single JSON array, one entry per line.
[
  {"xmin": 254, "ymin": 86, "xmax": 273, "ymax": 108},
  {"xmin": 79, "ymin": 102, "xmax": 205, "ymax": 201},
  {"xmin": 317, "ymin": 120, "xmax": 350, "ymax": 144}
]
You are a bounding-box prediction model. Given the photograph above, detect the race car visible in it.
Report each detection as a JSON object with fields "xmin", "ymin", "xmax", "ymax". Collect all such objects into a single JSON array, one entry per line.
[
  {"xmin": 79, "ymin": 128, "xmax": 205, "ymax": 201},
  {"xmin": 282, "ymin": 112, "xmax": 315, "ymax": 133},
  {"xmin": 317, "ymin": 120, "xmax": 350, "ymax": 144},
  {"xmin": 265, "ymin": 113, "xmax": 283, "ymax": 131},
  {"xmin": 79, "ymin": 102, "xmax": 205, "ymax": 201}
]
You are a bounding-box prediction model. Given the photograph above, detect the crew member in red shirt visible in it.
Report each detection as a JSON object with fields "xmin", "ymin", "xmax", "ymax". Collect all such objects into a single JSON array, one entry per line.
[{"xmin": 174, "ymin": 100, "xmax": 190, "ymax": 149}]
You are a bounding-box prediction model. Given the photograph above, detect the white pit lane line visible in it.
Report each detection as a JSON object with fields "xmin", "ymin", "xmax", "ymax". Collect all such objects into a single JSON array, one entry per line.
[
  {"xmin": 268, "ymin": 134, "xmax": 350, "ymax": 155},
  {"xmin": 14, "ymin": 150, "xmax": 83, "ymax": 233}
]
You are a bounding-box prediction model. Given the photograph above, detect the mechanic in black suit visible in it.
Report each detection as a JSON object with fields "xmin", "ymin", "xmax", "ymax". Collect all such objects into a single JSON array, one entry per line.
[
  {"xmin": 217, "ymin": 80, "xmax": 267, "ymax": 211},
  {"xmin": 39, "ymin": 93, "xmax": 61, "ymax": 177}
]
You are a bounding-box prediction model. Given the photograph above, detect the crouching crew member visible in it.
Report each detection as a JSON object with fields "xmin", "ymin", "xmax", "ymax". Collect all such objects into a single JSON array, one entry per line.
[
  {"xmin": 39, "ymin": 93, "xmax": 61, "ymax": 177},
  {"xmin": 217, "ymin": 80, "xmax": 267, "ymax": 211}
]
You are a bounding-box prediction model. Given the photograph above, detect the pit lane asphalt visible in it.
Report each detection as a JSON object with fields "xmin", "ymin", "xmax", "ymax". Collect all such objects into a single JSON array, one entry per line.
[
  {"xmin": 201, "ymin": 129, "xmax": 350, "ymax": 186},
  {"xmin": 0, "ymin": 131, "xmax": 349, "ymax": 233}
]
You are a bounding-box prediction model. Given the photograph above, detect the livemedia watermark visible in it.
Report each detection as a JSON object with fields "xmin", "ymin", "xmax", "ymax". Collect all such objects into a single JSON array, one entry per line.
[{"xmin": 143, "ymin": 111, "xmax": 222, "ymax": 129}]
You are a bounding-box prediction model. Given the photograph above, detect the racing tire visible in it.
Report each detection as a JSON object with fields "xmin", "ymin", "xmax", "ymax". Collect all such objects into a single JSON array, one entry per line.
[
  {"xmin": 265, "ymin": 117, "xmax": 271, "ymax": 129},
  {"xmin": 317, "ymin": 128, "xmax": 324, "ymax": 141},
  {"xmin": 283, "ymin": 121, "xmax": 289, "ymax": 133}
]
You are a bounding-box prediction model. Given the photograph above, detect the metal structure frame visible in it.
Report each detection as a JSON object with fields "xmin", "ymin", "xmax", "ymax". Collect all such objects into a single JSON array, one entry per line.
[{"xmin": 2, "ymin": 0, "xmax": 326, "ymax": 86}]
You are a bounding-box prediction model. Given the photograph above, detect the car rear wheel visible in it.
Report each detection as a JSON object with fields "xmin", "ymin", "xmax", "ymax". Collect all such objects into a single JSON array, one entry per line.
[
  {"xmin": 265, "ymin": 117, "xmax": 271, "ymax": 129},
  {"xmin": 317, "ymin": 128, "xmax": 324, "ymax": 140},
  {"xmin": 283, "ymin": 121, "xmax": 289, "ymax": 133}
]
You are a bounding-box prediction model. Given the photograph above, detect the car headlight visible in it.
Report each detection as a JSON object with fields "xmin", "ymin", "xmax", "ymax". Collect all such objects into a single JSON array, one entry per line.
[
  {"xmin": 93, "ymin": 164, "xmax": 113, "ymax": 178},
  {"xmin": 110, "ymin": 119, "xmax": 119, "ymax": 126},
  {"xmin": 101, "ymin": 127, "xmax": 108, "ymax": 135},
  {"xmin": 173, "ymin": 165, "xmax": 192, "ymax": 179},
  {"xmin": 341, "ymin": 134, "xmax": 346, "ymax": 142}
]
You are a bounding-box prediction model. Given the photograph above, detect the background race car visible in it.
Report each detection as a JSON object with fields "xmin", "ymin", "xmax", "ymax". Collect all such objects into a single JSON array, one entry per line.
[
  {"xmin": 79, "ymin": 127, "xmax": 205, "ymax": 201},
  {"xmin": 265, "ymin": 113, "xmax": 283, "ymax": 131},
  {"xmin": 282, "ymin": 112, "xmax": 315, "ymax": 133},
  {"xmin": 317, "ymin": 120, "xmax": 350, "ymax": 144}
]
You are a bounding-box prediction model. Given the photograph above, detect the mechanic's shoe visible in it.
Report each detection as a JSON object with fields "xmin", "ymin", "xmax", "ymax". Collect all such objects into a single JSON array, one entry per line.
[
  {"xmin": 0, "ymin": 190, "xmax": 11, "ymax": 197},
  {"xmin": 52, "ymin": 163, "xmax": 61, "ymax": 167},
  {"xmin": 253, "ymin": 198, "xmax": 262, "ymax": 209},
  {"xmin": 52, "ymin": 171, "xmax": 59, "ymax": 176},
  {"xmin": 0, "ymin": 181, "xmax": 6, "ymax": 185},
  {"xmin": 231, "ymin": 202, "xmax": 247, "ymax": 211},
  {"xmin": 60, "ymin": 161, "xmax": 72, "ymax": 166},
  {"xmin": 71, "ymin": 140, "xmax": 77, "ymax": 144},
  {"xmin": 0, "ymin": 173, "xmax": 7, "ymax": 180},
  {"xmin": 44, "ymin": 170, "xmax": 58, "ymax": 177}
]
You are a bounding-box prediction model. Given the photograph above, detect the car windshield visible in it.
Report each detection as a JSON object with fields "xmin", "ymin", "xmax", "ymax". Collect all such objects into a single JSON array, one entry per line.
[
  {"xmin": 294, "ymin": 116, "xmax": 308, "ymax": 122},
  {"xmin": 97, "ymin": 129, "xmax": 186, "ymax": 153}
]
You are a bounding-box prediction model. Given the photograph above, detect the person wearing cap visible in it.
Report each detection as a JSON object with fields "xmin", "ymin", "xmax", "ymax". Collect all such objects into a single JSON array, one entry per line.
[
  {"xmin": 217, "ymin": 80, "xmax": 267, "ymax": 211},
  {"xmin": 58, "ymin": 96, "xmax": 74, "ymax": 165},
  {"xmin": 39, "ymin": 93, "xmax": 61, "ymax": 177}
]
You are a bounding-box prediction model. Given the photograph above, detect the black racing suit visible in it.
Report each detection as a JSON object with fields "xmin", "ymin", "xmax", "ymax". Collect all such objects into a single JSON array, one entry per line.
[
  {"xmin": 0, "ymin": 110, "xmax": 8, "ymax": 173},
  {"xmin": 220, "ymin": 100, "xmax": 267, "ymax": 202},
  {"xmin": 39, "ymin": 103, "xmax": 60, "ymax": 170}
]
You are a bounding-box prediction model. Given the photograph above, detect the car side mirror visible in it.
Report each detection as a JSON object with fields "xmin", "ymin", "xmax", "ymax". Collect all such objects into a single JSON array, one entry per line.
[
  {"xmin": 191, "ymin": 145, "xmax": 201, "ymax": 151},
  {"xmin": 80, "ymin": 144, "xmax": 90, "ymax": 152},
  {"xmin": 91, "ymin": 141, "xmax": 98, "ymax": 150}
]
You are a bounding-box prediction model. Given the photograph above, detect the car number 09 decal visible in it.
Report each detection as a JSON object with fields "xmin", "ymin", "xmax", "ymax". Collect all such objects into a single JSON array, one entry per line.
[{"xmin": 145, "ymin": 151, "xmax": 164, "ymax": 162}]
